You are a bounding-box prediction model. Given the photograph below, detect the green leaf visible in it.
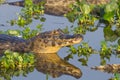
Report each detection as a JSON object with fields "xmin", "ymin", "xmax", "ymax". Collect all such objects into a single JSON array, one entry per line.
[
  {"xmin": 69, "ymin": 46, "xmax": 77, "ymax": 54},
  {"xmin": 103, "ymin": 12, "xmax": 114, "ymax": 21},
  {"xmin": 105, "ymin": 2, "xmax": 118, "ymax": 13},
  {"xmin": 25, "ymin": 0, "xmax": 33, "ymax": 6},
  {"xmin": 82, "ymin": 4, "xmax": 91, "ymax": 14},
  {"xmin": 6, "ymin": 30, "xmax": 20, "ymax": 36},
  {"xmin": 18, "ymin": 56, "xmax": 23, "ymax": 62},
  {"xmin": 78, "ymin": 58, "xmax": 88, "ymax": 66}
]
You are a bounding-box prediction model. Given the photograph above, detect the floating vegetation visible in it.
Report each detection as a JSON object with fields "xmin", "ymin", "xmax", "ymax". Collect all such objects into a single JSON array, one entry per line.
[
  {"xmin": 0, "ymin": 1, "xmax": 43, "ymax": 79},
  {"xmin": 65, "ymin": 41, "xmax": 120, "ymax": 65},
  {"xmin": 0, "ymin": 50, "xmax": 35, "ymax": 79},
  {"xmin": 9, "ymin": 0, "xmax": 45, "ymax": 27},
  {"xmin": 65, "ymin": 0, "xmax": 97, "ymax": 25},
  {"xmin": 64, "ymin": 42, "xmax": 95, "ymax": 66},
  {"xmin": 0, "ymin": 0, "xmax": 120, "ymax": 79},
  {"xmin": 0, "ymin": 65, "xmax": 34, "ymax": 80},
  {"xmin": 109, "ymin": 73, "xmax": 120, "ymax": 80},
  {"xmin": 99, "ymin": 41, "xmax": 120, "ymax": 64},
  {"xmin": 99, "ymin": 41, "xmax": 113, "ymax": 65},
  {"xmin": 73, "ymin": 24, "xmax": 98, "ymax": 34},
  {"xmin": 65, "ymin": 0, "xmax": 120, "ymax": 26},
  {"xmin": 0, "ymin": 50, "xmax": 35, "ymax": 69},
  {"xmin": 21, "ymin": 25, "xmax": 42, "ymax": 39},
  {"xmin": 0, "ymin": 24, "xmax": 42, "ymax": 39}
]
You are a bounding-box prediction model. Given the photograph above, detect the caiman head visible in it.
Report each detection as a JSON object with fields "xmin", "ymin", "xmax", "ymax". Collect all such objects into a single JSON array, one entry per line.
[{"xmin": 31, "ymin": 29, "xmax": 83, "ymax": 53}]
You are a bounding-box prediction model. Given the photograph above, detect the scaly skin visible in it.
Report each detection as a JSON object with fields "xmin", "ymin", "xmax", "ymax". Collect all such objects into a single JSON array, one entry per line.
[{"xmin": 0, "ymin": 29, "xmax": 83, "ymax": 78}]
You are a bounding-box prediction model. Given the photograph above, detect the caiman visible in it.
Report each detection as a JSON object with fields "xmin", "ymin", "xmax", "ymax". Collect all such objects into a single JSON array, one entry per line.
[
  {"xmin": 91, "ymin": 64, "xmax": 120, "ymax": 73},
  {"xmin": 6, "ymin": 0, "xmax": 111, "ymax": 16},
  {"xmin": 0, "ymin": 29, "xmax": 83, "ymax": 78}
]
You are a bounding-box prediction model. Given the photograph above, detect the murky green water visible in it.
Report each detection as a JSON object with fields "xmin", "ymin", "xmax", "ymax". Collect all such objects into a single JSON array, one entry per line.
[{"xmin": 0, "ymin": 2, "xmax": 120, "ymax": 80}]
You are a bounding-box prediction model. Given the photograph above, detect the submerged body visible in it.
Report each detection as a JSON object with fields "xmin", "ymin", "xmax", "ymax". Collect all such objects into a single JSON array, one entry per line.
[
  {"xmin": 7, "ymin": 0, "xmax": 110, "ymax": 16},
  {"xmin": 0, "ymin": 29, "xmax": 83, "ymax": 78}
]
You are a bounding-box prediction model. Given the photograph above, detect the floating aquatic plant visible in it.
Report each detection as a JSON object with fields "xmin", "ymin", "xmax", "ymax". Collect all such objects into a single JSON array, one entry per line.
[
  {"xmin": 0, "ymin": 50, "xmax": 35, "ymax": 79},
  {"xmin": 0, "ymin": 50, "xmax": 35, "ymax": 69},
  {"xmin": 65, "ymin": 42, "xmax": 95, "ymax": 66},
  {"xmin": 109, "ymin": 73, "xmax": 120, "ymax": 80},
  {"xmin": 65, "ymin": 0, "xmax": 97, "ymax": 25},
  {"xmin": 0, "ymin": 64, "xmax": 34, "ymax": 80},
  {"xmin": 9, "ymin": 0, "xmax": 45, "ymax": 27},
  {"xmin": 65, "ymin": 0, "xmax": 120, "ymax": 26},
  {"xmin": 65, "ymin": 41, "xmax": 120, "ymax": 65}
]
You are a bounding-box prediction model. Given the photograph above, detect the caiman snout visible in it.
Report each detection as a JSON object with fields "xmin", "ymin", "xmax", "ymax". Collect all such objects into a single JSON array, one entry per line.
[{"xmin": 59, "ymin": 34, "xmax": 83, "ymax": 47}]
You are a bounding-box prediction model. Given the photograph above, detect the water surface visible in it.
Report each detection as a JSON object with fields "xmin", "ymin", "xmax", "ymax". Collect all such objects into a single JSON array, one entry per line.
[{"xmin": 0, "ymin": 3, "xmax": 120, "ymax": 80}]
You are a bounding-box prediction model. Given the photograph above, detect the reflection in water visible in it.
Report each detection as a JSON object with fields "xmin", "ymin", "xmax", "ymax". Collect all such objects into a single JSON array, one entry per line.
[
  {"xmin": 35, "ymin": 53, "xmax": 82, "ymax": 79},
  {"xmin": 91, "ymin": 64, "xmax": 120, "ymax": 73},
  {"xmin": 0, "ymin": 52, "xmax": 82, "ymax": 80},
  {"xmin": 0, "ymin": 66, "xmax": 34, "ymax": 80}
]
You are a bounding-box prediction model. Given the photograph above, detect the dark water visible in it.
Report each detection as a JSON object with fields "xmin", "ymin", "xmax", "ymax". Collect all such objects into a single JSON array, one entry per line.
[{"xmin": 0, "ymin": 3, "xmax": 120, "ymax": 80}]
